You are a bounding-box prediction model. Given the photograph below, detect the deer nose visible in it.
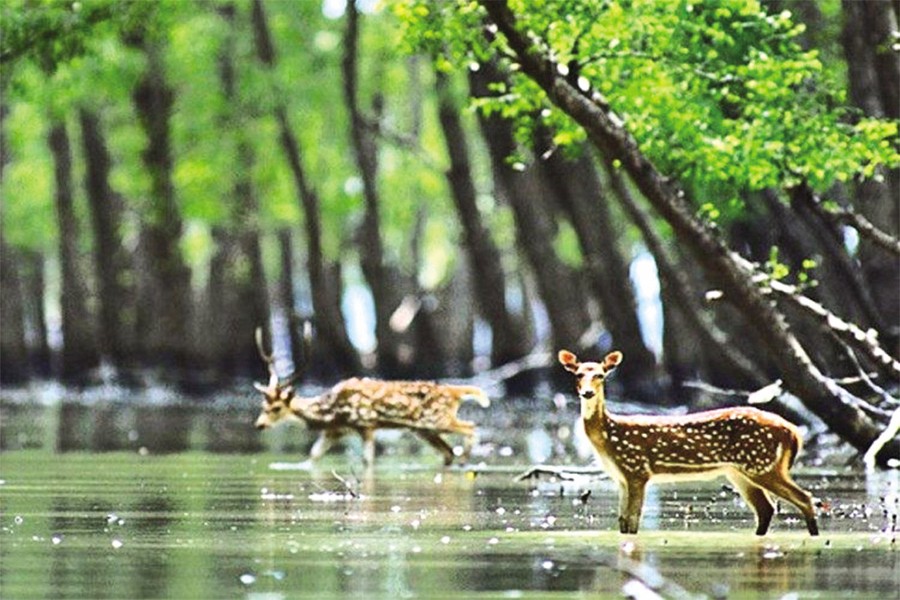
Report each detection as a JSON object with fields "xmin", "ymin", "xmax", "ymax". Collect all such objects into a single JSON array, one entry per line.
[{"xmin": 580, "ymin": 390, "xmax": 595, "ymax": 399}]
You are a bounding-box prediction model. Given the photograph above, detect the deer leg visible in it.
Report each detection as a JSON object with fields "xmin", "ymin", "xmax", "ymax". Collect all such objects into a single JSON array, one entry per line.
[
  {"xmin": 416, "ymin": 430, "xmax": 455, "ymax": 466},
  {"xmin": 360, "ymin": 429, "xmax": 376, "ymax": 466},
  {"xmin": 752, "ymin": 472, "xmax": 819, "ymax": 536},
  {"xmin": 619, "ymin": 477, "xmax": 648, "ymax": 534},
  {"xmin": 727, "ymin": 471, "xmax": 774, "ymax": 535},
  {"xmin": 308, "ymin": 430, "xmax": 341, "ymax": 462}
]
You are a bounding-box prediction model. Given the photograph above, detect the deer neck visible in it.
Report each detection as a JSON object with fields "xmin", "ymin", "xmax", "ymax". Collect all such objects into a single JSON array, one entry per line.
[
  {"xmin": 289, "ymin": 395, "xmax": 319, "ymax": 422},
  {"xmin": 581, "ymin": 387, "xmax": 608, "ymax": 426}
]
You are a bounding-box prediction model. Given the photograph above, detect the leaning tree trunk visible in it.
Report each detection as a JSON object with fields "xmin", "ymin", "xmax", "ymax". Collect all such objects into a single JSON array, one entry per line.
[
  {"xmin": 79, "ymin": 108, "xmax": 135, "ymax": 371},
  {"xmin": 130, "ymin": 40, "xmax": 193, "ymax": 376},
  {"xmin": 434, "ymin": 69, "xmax": 532, "ymax": 367},
  {"xmin": 48, "ymin": 120, "xmax": 100, "ymax": 384},
  {"xmin": 480, "ymin": 0, "xmax": 899, "ymax": 464},
  {"xmin": 251, "ymin": 0, "xmax": 360, "ymax": 377},
  {"xmin": 603, "ymin": 159, "xmax": 766, "ymax": 393},
  {"xmin": 470, "ymin": 61, "xmax": 592, "ymax": 355}
]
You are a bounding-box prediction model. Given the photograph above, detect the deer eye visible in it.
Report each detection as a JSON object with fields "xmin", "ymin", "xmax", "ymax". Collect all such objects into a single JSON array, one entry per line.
[{"xmin": 592, "ymin": 374, "xmax": 604, "ymax": 381}]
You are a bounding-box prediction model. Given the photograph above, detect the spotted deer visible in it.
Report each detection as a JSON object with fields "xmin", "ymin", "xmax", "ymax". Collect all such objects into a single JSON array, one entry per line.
[
  {"xmin": 558, "ymin": 349, "xmax": 819, "ymax": 536},
  {"xmin": 253, "ymin": 328, "xmax": 489, "ymax": 466}
]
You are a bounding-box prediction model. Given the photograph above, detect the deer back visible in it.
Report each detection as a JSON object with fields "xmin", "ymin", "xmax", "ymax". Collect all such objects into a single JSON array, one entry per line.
[{"xmin": 305, "ymin": 378, "xmax": 480, "ymax": 431}]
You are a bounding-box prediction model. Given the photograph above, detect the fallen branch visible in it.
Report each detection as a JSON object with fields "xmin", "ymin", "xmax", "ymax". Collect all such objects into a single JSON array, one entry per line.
[
  {"xmin": 515, "ymin": 464, "xmax": 608, "ymax": 482},
  {"xmin": 473, "ymin": 350, "xmax": 553, "ymax": 389}
]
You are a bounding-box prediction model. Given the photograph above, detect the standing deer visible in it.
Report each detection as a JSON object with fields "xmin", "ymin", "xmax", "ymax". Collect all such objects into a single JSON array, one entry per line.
[
  {"xmin": 558, "ymin": 349, "xmax": 819, "ymax": 536},
  {"xmin": 253, "ymin": 328, "xmax": 489, "ymax": 466}
]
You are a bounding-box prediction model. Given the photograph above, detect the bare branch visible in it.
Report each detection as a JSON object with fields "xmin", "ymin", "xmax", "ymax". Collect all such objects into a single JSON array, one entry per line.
[
  {"xmin": 800, "ymin": 191, "xmax": 900, "ymax": 256},
  {"xmin": 733, "ymin": 254, "xmax": 900, "ymax": 380},
  {"xmin": 863, "ymin": 406, "xmax": 900, "ymax": 472}
]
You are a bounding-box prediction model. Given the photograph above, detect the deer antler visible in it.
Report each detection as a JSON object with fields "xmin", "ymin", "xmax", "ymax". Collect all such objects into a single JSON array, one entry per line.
[{"xmin": 255, "ymin": 326, "xmax": 279, "ymax": 391}]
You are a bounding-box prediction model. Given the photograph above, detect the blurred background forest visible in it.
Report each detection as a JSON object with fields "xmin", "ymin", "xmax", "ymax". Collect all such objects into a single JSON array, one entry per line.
[{"xmin": 0, "ymin": 1, "xmax": 898, "ymax": 459}]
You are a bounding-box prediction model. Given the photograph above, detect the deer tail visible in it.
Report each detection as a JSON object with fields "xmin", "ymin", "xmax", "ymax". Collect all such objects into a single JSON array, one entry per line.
[
  {"xmin": 453, "ymin": 386, "xmax": 491, "ymax": 408},
  {"xmin": 785, "ymin": 427, "xmax": 801, "ymax": 468}
]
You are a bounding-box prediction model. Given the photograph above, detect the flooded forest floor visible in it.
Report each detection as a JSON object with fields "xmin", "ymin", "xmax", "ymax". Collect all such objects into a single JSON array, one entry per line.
[{"xmin": 0, "ymin": 385, "xmax": 898, "ymax": 598}]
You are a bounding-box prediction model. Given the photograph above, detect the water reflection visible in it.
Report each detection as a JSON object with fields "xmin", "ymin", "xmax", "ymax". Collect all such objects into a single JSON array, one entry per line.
[{"xmin": 2, "ymin": 394, "xmax": 899, "ymax": 598}]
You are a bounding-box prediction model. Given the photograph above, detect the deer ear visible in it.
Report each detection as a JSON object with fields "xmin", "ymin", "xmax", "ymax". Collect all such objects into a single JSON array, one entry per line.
[
  {"xmin": 603, "ymin": 350, "xmax": 622, "ymax": 373},
  {"xmin": 603, "ymin": 351, "xmax": 623, "ymax": 372},
  {"xmin": 253, "ymin": 382, "xmax": 268, "ymax": 394},
  {"xmin": 558, "ymin": 350, "xmax": 579, "ymax": 373}
]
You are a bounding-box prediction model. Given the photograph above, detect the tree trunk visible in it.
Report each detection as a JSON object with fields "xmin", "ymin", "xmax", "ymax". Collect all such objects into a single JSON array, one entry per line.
[
  {"xmin": 603, "ymin": 159, "xmax": 766, "ymax": 392},
  {"xmin": 470, "ymin": 61, "xmax": 592, "ymax": 354},
  {"xmin": 20, "ymin": 250, "xmax": 52, "ymax": 376},
  {"xmin": 0, "ymin": 103, "xmax": 29, "ymax": 383},
  {"xmin": 0, "ymin": 233, "xmax": 28, "ymax": 383},
  {"xmin": 480, "ymin": 0, "xmax": 898, "ymax": 464},
  {"xmin": 841, "ymin": 0, "xmax": 900, "ymax": 345},
  {"xmin": 276, "ymin": 228, "xmax": 307, "ymax": 372},
  {"xmin": 207, "ymin": 2, "xmax": 270, "ymax": 379},
  {"xmin": 48, "ymin": 120, "xmax": 100, "ymax": 383},
  {"xmin": 538, "ymin": 135, "xmax": 659, "ymax": 397},
  {"xmin": 130, "ymin": 40, "xmax": 193, "ymax": 377},
  {"xmin": 434, "ymin": 70, "xmax": 531, "ymax": 367},
  {"xmin": 251, "ymin": 0, "xmax": 360, "ymax": 377},
  {"xmin": 342, "ymin": 1, "xmax": 411, "ymax": 376},
  {"xmin": 78, "ymin": 108, "xmax": 135, "ymax": 370}
]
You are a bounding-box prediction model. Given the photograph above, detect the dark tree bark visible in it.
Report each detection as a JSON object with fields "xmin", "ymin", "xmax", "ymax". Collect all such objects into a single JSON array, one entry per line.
[
  {"xmin": 0, "ymin": 233, "xmax": 28, "ymax": 383},
  {"xmin": 342, "ymin": 1, "xmax": 413, "ymax": 376},
  {"xmin": 78, "ymin": 108, "xmax": 135, "ymax": 370},
  {"xmin": 48, "ymin": 121, "xmax": 100, "ymax": 383},
  {"xmin": 538, "ymin": 136, "xmax": 659, "ymax": 397},
  {"xmin": 603, "ymin": 160, "xmax": 766, "ymax": 393},
  {"xmin": 130, "ymin": 40, "xmax": 193, "ymax": 376},
  {"xmin": 20, "ymin": 250, "xmax": 51, "ymax": 376},
  {"xmin": 841, "ymin": 0, "xmax": 900, "ymax": 343},
  {"xmin": 276, "ymin": 228, "xmax": 306, "ymax": 371},
  {"xmin": 480, "ymin": 0, "xmax": 898, "ymax": 463},
  {"xmin": 206, "ymin": 2, "xmax": 270, "ymax": 379},
  {"xmin": 0, "ymin": 103, "xmax": 28, "ymax": 383},
  {"xmin": 470, "ymin": 61, "xmax": 592, "ymax": 354},
  {"xmin": 251, "ymin": 0, "xmax": 360, "ymax": 377},
  {"xmin": 434, "ymin": 70, "xmax": 531, "ymax": 367}
]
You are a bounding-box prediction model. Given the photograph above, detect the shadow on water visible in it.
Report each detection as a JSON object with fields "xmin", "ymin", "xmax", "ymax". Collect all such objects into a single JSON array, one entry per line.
[{"xmin": 1, "ymin": 388, "xmax": 898, "ymax": 598}]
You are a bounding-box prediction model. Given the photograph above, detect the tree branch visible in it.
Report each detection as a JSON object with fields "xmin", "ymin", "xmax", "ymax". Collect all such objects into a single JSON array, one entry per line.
[{"xmin": 799, "ymin": 190, "xmax": 900, "ymax": 256}]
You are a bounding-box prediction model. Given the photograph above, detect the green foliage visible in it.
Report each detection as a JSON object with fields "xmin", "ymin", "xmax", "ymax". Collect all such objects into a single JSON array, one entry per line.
[
  {"xmin": 395, "ymin": 0, "xmax": 900, "ymax": 220},
  {"xmin": 764, "ymin": 246, "xmax": 818, "ymax": 288},
  {"xmin": 1, "ymin": 103, "xmax": 56, "ymax": 250}
]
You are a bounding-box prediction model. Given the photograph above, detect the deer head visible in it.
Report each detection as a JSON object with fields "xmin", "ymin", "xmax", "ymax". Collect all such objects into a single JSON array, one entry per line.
[
  {"xmin": 253, "ymin": 326, "xmax": 308, "ymax": 430},
  {"xmin": 558, "ymin": 349, "xmax": 623, "ymax": 419}
]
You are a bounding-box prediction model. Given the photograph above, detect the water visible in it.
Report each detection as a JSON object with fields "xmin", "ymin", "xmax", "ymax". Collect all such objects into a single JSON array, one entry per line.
[{"xmin": 1, "ymin": 451, "xmax": 897, "ymax": 599}]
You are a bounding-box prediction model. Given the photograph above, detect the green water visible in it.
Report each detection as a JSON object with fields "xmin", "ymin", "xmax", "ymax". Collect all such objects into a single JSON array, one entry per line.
[{"xmin": 0, "ymin": 451, "xmax": 897, "ymax": 599}]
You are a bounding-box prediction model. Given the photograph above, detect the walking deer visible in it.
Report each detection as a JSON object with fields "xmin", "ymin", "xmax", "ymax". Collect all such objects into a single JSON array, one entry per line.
[
  {"xmin": 558, "ymin": 349, "xmax": 819, "ymax": 536},
  {"xmin": 253, "ymin": 328, "xmax": 489, "ymax": 466}
]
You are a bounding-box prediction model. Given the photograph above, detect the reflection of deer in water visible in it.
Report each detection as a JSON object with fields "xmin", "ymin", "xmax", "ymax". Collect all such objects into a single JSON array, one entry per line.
[
  {"xmin": 559, "ymin": 349, "xmax": 819, "ymax": 536},
  {"xmin": 253, "ymin": 327, "xmax": 490, "ymax": 466}
]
